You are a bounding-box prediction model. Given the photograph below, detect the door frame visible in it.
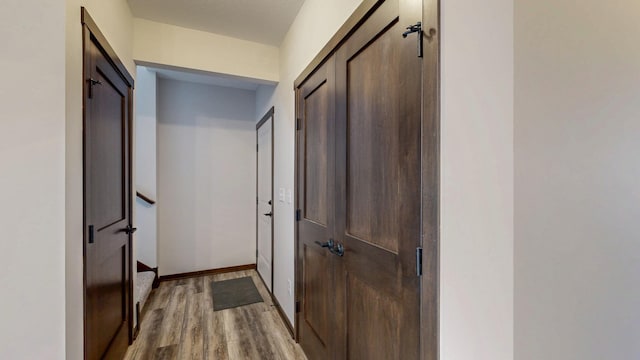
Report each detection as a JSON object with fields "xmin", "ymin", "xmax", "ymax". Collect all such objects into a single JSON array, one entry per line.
[
  {"xmin": 81, "ymin": 7, "xmax": 136, "ymax": 356},
  {"xmin": 256, "ymin": 107, "xmax": 275, "ymax": 292},
  {"xmin": 293, "ymin": 0, "xmax": 440, "ymax": 358},
  {"xmin": 420, "ymin": 1, "xmax": 440, "ymax": 359}
]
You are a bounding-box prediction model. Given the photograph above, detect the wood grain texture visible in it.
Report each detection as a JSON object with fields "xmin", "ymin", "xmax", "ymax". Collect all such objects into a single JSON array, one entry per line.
[
  {"xmin": 294, "ymin": 0, "xmax": 438, "ymax": 358},
  {"xmin": 295, "ymin": 56, "xmax": 336, "ymax": 360},
  {"xmin": 347, "ymin": 276, "xmax": 400, "ymax": 360},
  {"xmin": 303, "ymin": 81, "xmax": 329, "ymax": 225},
  {"xmin": 155, "ymin": 345, "xmax": 178, "ymax": 360},
  {"xmin": 333, "ymin": 0, "xmax": 422, "ymax": 358},
  {"xmin": 124, "ymin": 270, "xmax": 307, "ymax": 360},
  {"xmin": 421, "ymin": 1, "xmax": 440, "ymax": 359},
  {"xmin": 83, "ymin": 17, "xmax": 134, "ymax": 359},
  {"xmin": 346, "ymin": 21, "xmax": 405, "ymax": 253},
  {"xmin": 302, "ymin": 246, "xmax": 330, "ymax": 343}
]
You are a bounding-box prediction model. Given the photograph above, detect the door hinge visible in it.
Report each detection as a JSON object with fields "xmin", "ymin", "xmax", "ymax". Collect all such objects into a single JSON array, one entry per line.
[
  {"xmin": 295, "ymin": 209, "xmax": 301, "ymax": 222},
  {"xmin": 88, "ymin": 225, "xmax": 95, "ymax": 244},
  {"xmin": 256, "ymin": 144, "xmax": 259, "ymax": 152},
  {"xmin": 416, "ymin": 247, "xmax": 423, "ymax": 276},
  {"xmin": 402, "ymin": 22, "xmax": 423, "ymax": 58},
  {"xmin": 296, "ymin": 118, "xmax": 302, "ymax": 131},
  {"xmin": 296, "ymin": 301, "xmax": 301, "ymax": 313}
]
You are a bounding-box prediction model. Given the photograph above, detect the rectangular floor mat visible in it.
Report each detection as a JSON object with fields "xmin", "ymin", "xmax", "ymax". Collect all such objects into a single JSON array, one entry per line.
[{"xmin": 211, "ymin": 276, "xmax": 264, "ymax": 311}]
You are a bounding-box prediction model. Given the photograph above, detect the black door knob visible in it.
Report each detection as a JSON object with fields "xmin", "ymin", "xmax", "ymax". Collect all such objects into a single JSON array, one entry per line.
[
  {"xmin": 123, "ymin": 225, "xmax": 137, "ymax": 234},
  {"xmin": 263, "ymin": 212, "xmax": 273, "ymax": 217}
]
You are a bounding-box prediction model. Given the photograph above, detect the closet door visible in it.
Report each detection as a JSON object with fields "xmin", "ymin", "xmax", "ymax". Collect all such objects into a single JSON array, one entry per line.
[
  {"xmin": 333, "ymin": 0, "xmax": 423, "ymax": 358},
  {"xmin": 296, "ymin": 56, "xmax": 336, "ymax": 360}
]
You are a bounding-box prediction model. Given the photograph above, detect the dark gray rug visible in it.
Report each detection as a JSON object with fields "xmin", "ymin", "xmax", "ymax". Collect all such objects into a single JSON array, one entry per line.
[{"xmin": 211, "ymin": 277, "xmax": 264, "ymax": 311}]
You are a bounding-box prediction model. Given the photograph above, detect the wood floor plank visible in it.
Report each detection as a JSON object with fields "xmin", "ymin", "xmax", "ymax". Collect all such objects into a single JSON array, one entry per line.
[
  {"xmin": 130, "ymin": 308, "xmax": 165, "ymax": 360},
  {"xmin": 157, "ymin": 285, "xmax": 188, "ymax": 347},
  {"xmin": 221, "ymin": 305, "xmax": 270, "ymax": 343},
  {"xmin": 146, "ymin": 281, "xmax": 172, "ymax": 310},
  {"xmin": 178, "ymin": 292, "xmax": 204, "ymax": 360},
  {"xmin": 262, "ymin": 309, "xmax": 303, "ymax": 359},
  {"xmin": 191, "ymin": 276, "xmax": 205, "ymax": 294},
  {"xmin": 203, "ymin": 274, "xmax": 229, "ymax": 360},
  {"xmin": 154, "ymin": 345, "xmax": 178, "ymax": 360},
  {"xmin": 126, "ymin": 270, "xmax": 306, "ymax": 360},
  {"xmin": 204, "ymin": 309, "xmax": 230, "ymax": 360}
]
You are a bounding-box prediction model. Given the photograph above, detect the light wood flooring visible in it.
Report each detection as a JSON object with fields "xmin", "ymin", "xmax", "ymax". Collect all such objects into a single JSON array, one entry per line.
[{"xmin": 124, "ymin": 270, "xmax": 307, "ymax": 360}]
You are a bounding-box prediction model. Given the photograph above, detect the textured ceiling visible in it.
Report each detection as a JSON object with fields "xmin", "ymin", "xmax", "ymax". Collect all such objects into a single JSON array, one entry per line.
[{"xmin": 128, "ymin": 0, "xmax": 306, "ymax": 46}]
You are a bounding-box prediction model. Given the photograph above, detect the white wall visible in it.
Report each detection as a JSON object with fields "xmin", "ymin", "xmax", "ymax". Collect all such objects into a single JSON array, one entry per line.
[
  {"xmin": 135, "ymin": 66, "xmax": 158, "ymax": 268},
  {"xmin": 254, "ymin": 0, "xmax": 363, "ymax": 327},
  {"xmin": 157, "ymin": 79, "xmax": 257, "ymax": 276},
  {"xmin": 65, "ymin": 0, "xmax": 135, "ymax": 358},
  {"xmin": 440, "ymin": 0, "xmax": 514, "ymax": 359},
  {"xmin": 0, "ymin": 1, "xmax": 66, "ymax": 358},
  {"xmin": 134, "ymin": 19, "xmax": 279, "ymax": 83},
  {"xmin": 515, "ymin": 1, "xmax": 640, "ymax": 359}
]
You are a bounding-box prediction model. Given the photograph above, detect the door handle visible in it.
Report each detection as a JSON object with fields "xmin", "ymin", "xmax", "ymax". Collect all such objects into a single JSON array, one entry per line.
[
  {"xmin": 263, "ymin": 212, "xmax": 273, "ymax": 217},
  {"xmin": 330, "ymin": 242, "xmax": 345, "ymax": 257},
  {"xmin": 123, "ymin": 225, "xmax": 137, "ymax": 234},
  {"xmin": 315, "ymin": 239, "xmax": 334, "ymax": 249}
]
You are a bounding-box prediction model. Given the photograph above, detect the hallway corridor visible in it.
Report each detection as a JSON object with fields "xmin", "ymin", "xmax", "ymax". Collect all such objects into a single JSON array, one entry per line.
[{"xmin": 124, "ymin": 270, "xmax": 307, "ymax": 360}]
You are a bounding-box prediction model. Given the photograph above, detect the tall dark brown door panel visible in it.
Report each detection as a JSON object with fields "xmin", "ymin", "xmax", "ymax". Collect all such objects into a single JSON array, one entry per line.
[
  {"xmin": 296, "ymin": 0, "xmax": 425, "ymax": 359},
  {"xmin": 296, "ymin": 56, "xmax": 336, "ymax": 360},
  {"xmin": 334, "ymin": 0, "xmax": 422, "ymax": 358},
  {"xmin": 82, "ymin": 9, "xmax": 134, "ymax": 360}
]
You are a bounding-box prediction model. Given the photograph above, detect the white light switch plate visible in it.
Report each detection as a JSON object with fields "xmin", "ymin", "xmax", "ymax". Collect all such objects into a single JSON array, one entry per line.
[
  {"xmin": 279, "ymin": 188, "xmax": 285, "ymax": 202},
  {"xmin": 287, "ymin": 189, "xmax": 293, "ymax": 204}
]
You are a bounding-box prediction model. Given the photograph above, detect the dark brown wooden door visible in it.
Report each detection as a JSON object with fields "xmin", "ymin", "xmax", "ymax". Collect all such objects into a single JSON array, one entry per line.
[
  {"xmin": 296, "ymin": 0, "xmax": 423, "ymax": 359},
  {"xmin": 296, "ymin": 56, "xmax": 336, "ymax": 360},
  {"xmin": 84, "ymin": 31, "xmax": 133, "ymax": 360},
  {"xmin": 333, "ymin": 0, "xmax": 422, "ymax": 358}
]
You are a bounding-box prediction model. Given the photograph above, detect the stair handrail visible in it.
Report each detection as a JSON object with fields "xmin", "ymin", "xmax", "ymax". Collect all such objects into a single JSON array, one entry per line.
[{"xmin": 136, "ymin": 191, "xmax": 156, "ymax": 205}]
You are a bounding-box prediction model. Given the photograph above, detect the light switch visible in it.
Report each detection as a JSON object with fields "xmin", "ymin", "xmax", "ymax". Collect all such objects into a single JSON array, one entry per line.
[
  {"xmin": 279, "ymin": 188, "xmax": 285, "ymax": 202},
  {"xmin": 287, "ymin": 189, "xmax": 293, "ymax": 204}
]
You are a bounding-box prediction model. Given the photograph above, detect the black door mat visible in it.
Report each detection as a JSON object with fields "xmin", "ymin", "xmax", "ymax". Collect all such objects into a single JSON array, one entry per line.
[{"xmin": 211, "ymin": 277, "xmax": 264, "ymax": 311}]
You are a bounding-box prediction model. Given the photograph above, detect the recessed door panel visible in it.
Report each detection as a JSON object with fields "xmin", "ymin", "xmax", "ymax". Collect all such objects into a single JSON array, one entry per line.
[
  {"xmin": 304, "ymin": 81, "xmax": 329, "ymax": 226},
  {"xmin": 347, "ymin": 275, "xmax": 401, "ymax": 360},
  {"xmin": 94, "ymin": 246, "xmax": 127, "ymax": 354},
  {"xmin": 90, "ymin": 71, "xmax": 126, "ymax": 230},
  {"xmin": 346, "ymin": 24, "xmax": 405, "ymax": 254},
  {"xmin": 303, "ymin": 245, "xmax": 330, "ymax": 344}
]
